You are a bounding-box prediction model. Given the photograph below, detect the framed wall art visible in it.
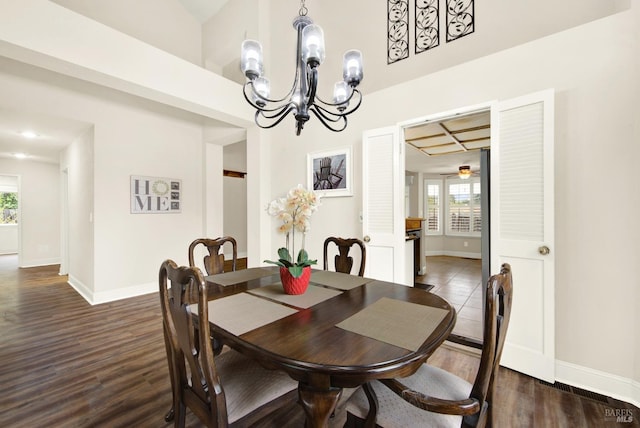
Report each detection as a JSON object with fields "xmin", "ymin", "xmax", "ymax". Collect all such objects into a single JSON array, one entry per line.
[
  {"xmin": 307, "ymin": 147, "xmax": 352, "ymax": 197},
  {"xmin": 130, "ymin": 175, "xmax": 181, "ymax": 213}
]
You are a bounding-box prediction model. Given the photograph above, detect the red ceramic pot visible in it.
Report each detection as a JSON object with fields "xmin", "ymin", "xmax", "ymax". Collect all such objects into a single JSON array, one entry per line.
[{"xmin": 279, "ymin": 266, "xmax": 311, "ymax": 295}]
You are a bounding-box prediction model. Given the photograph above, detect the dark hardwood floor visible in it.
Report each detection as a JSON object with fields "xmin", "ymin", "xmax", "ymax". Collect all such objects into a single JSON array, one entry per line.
[{"xmin": 0, "ymin": 255, "xmax": 637, "ymax": 427}]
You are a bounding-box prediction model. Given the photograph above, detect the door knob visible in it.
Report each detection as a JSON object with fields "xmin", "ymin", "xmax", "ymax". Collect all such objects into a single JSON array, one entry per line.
[
  {"xmin": 538, "ymin": 245, "xmax": 550, "ymax": 255},
  {"xmin": 363, "ymin": 235, "xmax": 371, "ymax": 243}
]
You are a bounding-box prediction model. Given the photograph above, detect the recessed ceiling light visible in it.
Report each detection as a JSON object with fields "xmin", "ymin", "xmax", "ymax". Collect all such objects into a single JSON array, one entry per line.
[
  {"xmin": 20, "ymin": 131, "xmax": 38, "ymax": 139},
  {"xmin": 13, "ymin": 153, "xmax": 28, "ymax": 159}
]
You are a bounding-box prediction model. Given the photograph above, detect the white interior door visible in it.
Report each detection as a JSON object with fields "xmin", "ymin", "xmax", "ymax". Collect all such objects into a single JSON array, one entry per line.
[
  {"xmin": 362, "ymin": 127, "xmax": 406, "ymax": 284},
  {"xmin": 491, "ymin": 89, "xmax": 555, "ymax": 382}
]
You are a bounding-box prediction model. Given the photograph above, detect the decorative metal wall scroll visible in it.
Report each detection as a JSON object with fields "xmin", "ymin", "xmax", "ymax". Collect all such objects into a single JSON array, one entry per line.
[
  {"xmin": 415, "ymin": 0, "xmax": 439, "ymax": 54},
  {"xmin": 446, "ymin": 0, "xmax": 474, "ymax": 42},
  {"xmin": 387, "ymin": 0, "xmax": 409, "ymax": 64}
]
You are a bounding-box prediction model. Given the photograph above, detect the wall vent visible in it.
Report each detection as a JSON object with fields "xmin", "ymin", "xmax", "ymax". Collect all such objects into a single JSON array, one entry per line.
[{"xmin": 538, "ymin": 380, "xmax": 610, "ymax": 404}]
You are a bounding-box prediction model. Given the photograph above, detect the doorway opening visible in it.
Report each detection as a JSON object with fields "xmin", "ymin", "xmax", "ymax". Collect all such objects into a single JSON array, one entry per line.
[
  {"xmin": 222, "ymin": 140, "xmax": 248, "ymax": 269},
  {"xmin": 403, "ymin": 109, "xmax": 490, "ymax": 342},
  {"xmin": 0, "ymin": 174, "xmax": 20, "ymax": 268}
]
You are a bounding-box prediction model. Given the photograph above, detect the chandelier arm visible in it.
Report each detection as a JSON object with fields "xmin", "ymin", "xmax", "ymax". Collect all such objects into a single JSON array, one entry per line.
[
  {"xmin": 314, "ymin": 89, "xmax": 363, "ymax": 114},
  {"xmin": 255, "ymin": 107, "xmax": 296, "ymax": 129},
  {"xmin": 309, "ymin": 106, "xmax": 348, "ymax": 132},
  {"xmin": 309, "ymin": 104, "xmax": 344, "ymax": 123},
  {"xmin": 244, "ymin": 82, "xmax": 298, "ymax": 108},
  {"xmin": 258, "ymin": 104, "xmax": 294, "ymax": 120},
  {"xmin": 310, "ymin": 92, "xmax": 363, "ymax": 121}
]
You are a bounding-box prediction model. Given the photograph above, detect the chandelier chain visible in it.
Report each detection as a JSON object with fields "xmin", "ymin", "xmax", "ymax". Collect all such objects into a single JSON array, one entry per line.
[{"xmin": 299, "ymin": 0, "xmax": 308, "ymax": 16}]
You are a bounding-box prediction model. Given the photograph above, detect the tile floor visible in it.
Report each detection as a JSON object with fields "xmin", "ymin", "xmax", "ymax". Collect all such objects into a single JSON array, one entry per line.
[{"xmin": 416, "ymin": 255, "xmax": 483, "ymax": 340}]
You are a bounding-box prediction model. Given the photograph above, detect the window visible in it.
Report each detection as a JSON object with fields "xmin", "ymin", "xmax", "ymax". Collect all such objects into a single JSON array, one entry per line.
[
  {"xmin": 446, "ymin": 178, "xmax": 481, "ymax": 236},
  {"xmin": 0, "ymin": 192, "xmax": 18, "ymax": 224},
  {"xmin": 424, "ymin": 180, "xmax": 442, "ymax": 235}
]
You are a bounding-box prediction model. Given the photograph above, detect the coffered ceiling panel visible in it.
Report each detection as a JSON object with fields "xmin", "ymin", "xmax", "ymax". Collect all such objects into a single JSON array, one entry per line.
[{"xmin": 405, "ymin": 111, "xmax": 490, "ymax": 158}]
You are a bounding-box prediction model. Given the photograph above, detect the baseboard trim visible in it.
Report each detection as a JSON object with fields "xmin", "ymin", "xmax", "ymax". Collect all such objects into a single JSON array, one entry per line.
[
  {"xmin": 67, "ymin": 274, "xmax": 93, "ymax": 304},
  {"xmin": 19, "ymin": 257, "xmax": 60, "ymax": 268},
  {"xmin": 92, "ymin": 282, "xmax": 157, "ymax": 305},
  {"xmin": 67, "ymin": 275, "xmax": 156, "ymax": 305},
  {"xmin": 555, "ymin": 359, "xmax": 640, "ymax": 408},
  {"xmin": 425, "ymin": 251, "xmax": 481, "ymax": 259}
]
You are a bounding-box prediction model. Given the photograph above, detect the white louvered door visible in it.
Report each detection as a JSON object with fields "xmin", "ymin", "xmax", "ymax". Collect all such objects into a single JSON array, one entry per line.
[
  {"xmin": 362, "ymin": 127, "xmax": 406, "ymax": 284},
  {"xmin": 491, "ymin": 89, "xmax": 555, "ymax": 382}
]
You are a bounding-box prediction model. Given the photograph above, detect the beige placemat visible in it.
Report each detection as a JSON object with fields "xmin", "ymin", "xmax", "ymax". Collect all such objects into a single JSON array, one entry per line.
[
  {"xmin": 310, "ymin": 270, "xmax": 374, "ymax": 290},
  {"xmin": 335, "ymin": 297, "xmax": 449, "ymax": 351},
  {"xmin": 247, "ymin": 284, "xmax": 342, "ymax": 309},
  {"xmin": 206, "ymin": 267, "xmax": 277, "ymax": 286},
  {"xmin": 191, "ymin": 292, "xmax": 298, "ymax": 336}
]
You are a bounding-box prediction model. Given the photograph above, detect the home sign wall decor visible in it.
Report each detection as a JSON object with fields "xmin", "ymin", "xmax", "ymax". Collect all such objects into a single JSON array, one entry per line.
[{"xmin": 130, "ymin": 175, "xmax": 181, "ymax": 213}]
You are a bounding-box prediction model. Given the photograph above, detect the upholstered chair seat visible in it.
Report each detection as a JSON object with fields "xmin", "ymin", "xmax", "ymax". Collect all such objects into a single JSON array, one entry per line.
[
  {"xmin": 344, "ymin": 263, "xmax": 513, "ymax": 428},
  {"xmin": 214, "ymin": 350, "xmax": 298, "ymax": 424},
  {"xmin": 345, "ymin": 364, "xmax": 472, "ymax": 427}
]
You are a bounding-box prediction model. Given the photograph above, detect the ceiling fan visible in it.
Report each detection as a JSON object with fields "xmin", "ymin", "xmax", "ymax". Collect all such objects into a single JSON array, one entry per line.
[{"xmin": 439, "ymin": 165, "xmax": 479, "ymax": 179}]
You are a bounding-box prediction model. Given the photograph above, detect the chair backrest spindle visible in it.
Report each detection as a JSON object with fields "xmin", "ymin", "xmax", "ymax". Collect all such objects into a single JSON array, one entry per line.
[
  {"xmin": 323, "ymin": 237, "xmax": 366, "ymax": 277},
  {"xmin": 188, "ymin": 236, "xmax": 238, "ymax": 275},
  {"xmin": 159, "ymin": 260, "xmax": 228, "ymax": 426}
]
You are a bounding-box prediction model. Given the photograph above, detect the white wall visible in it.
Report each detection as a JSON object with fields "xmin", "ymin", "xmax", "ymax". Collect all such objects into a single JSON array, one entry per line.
[
  {"xmin": 90, "ymin": 96, "xmax": 207, "ymax": 303},
  {"xmin": 0, "ymin": 56, "xmax": 218, "ymax": 303},
  {"xmin": 424, "ymin": 235, "xmax": 481, "ymax": 259},
  {"xmin": 262, "ymin": 3, "xmax": 639, "ymax": 403},
  {"xmin": 223, "ymin": 141, "xmax": 248, "ymax": 258},
  {"xmin": 202, "ymin": 0, "xmax": 258, "ymax": 80},
  {"xmin": 51, "ymin": 0, "xmax": 202, "ymax": 65},
  {"xmin": 60, "ymin": 128, "xmax": 94, "ymax": 298},
  {"xmin": 0, "ymin": 225, "xmax": 17, "ymax": 254},
  {"xmin": 0, "ymin": 159, "xmax": 60, "ymax": 266},
  {"xmin": 0, "ymin": 0, "xmax": 636, "ymax": 405},
  {"xmin": 257, "ymin": 0, "xmax": 629, "ymax": 97}
]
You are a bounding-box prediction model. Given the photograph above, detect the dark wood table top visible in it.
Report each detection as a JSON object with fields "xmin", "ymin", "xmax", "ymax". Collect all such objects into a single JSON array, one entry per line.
[{"xmin": 205, "ymin": 267, "xmax": 456, "ymax": 427}]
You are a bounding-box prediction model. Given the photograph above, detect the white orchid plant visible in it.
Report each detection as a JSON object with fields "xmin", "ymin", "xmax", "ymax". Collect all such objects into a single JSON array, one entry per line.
[{"xmin": 264, "ymin": 185, "xmax": 320, "ymax": 278}]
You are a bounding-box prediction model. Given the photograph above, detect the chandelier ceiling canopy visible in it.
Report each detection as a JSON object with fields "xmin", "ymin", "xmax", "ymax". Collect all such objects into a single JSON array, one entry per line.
[{"xmin": 240, "ymin": 0, "xmax": 364, "ymax": 135}]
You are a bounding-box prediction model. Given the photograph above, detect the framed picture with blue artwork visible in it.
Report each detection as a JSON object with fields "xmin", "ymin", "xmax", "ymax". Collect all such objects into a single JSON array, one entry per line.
[{"xmin": 307, "ymin": 147, "xmax": 352, "ymax": 197}]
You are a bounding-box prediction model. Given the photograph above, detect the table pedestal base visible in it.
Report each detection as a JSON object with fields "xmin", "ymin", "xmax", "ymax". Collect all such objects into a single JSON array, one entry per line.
[{"xmin": 298, "ymin": 383, "xmax": 342, "ymax": 428}]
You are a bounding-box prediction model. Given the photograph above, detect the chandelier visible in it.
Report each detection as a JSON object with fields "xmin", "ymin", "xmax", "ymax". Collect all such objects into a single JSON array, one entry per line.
[{"xmin": 240, "ymin": 0, "xmax": 364, "ymax": 136}]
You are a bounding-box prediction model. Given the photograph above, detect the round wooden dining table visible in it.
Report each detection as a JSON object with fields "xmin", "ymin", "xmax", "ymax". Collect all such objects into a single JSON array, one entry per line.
[{"xmin": 205, "ymin": 268, "xmax": 456, "ymax": 428}]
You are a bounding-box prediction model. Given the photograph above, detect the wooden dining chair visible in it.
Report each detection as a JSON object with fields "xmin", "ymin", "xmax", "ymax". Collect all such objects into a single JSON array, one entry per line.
[
  {"xmin": 323, "ymin": 237, "xmax": 366, "ymax": 277},
  {"xmin": 159, "ymin": 259, "xmax": 298, "ymax": 427},
  {"xmin": 188, "ymin": 236, "xmax": 237, "ymax": 275},
  {"xmin": 344, "ymin": 263, "xmax": 513, "ymax": 428}
]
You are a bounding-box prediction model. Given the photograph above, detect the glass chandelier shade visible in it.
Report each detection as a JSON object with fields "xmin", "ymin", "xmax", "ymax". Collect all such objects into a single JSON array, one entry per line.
[{"xmin": 240, "ymin": 2, "xmax": 363, "ymax": 135}]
